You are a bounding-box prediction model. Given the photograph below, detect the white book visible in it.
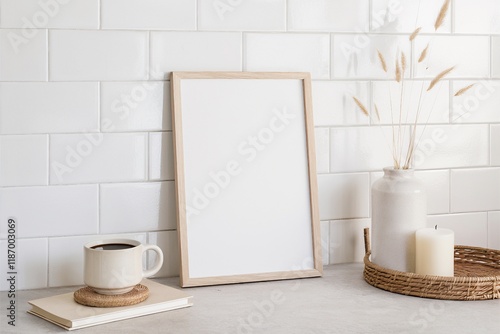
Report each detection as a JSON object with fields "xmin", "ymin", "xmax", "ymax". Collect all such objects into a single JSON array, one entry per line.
[{"xmin": 28, "ymin": 279, "xmax": 193, "ymax": 331}]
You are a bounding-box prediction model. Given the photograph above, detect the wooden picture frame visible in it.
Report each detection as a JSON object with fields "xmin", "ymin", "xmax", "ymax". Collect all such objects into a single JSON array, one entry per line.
[{"xmin": 171, "ymin": 72, "xmax": 322, "ymax": 287}]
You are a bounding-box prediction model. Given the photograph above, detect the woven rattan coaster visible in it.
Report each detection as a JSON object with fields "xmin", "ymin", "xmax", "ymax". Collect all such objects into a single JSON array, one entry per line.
[{"xmin": 74, "ymin": 284, "xmax": 149, "ymax": 307}]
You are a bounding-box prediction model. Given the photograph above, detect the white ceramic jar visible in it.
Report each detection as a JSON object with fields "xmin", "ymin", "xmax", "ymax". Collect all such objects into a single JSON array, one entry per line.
[{"xmin": 371, "ymin": 167, "xmax": 427, "ymax": 273}]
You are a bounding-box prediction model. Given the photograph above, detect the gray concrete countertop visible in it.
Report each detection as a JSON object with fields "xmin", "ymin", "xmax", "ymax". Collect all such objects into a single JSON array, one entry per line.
[{"xmin": 3, "ymin": 264, "xmax": 499, "ymax": 333}]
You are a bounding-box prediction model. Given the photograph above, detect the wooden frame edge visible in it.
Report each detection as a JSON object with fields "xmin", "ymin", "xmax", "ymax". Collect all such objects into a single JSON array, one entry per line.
[
  {"xmin": 302, "ymin": 73, "xmax": 323, "ymax": 275},
  {"xmin": 170, "ymin": 72, "xmax": 190, "ymax": 287},
  {"xmin": 182, "ymin": 269, "xmax": 322, "ymax": 288},
  {"xmin": 171, "ymin": 71, "xmax": 322, "ymax": 287}
]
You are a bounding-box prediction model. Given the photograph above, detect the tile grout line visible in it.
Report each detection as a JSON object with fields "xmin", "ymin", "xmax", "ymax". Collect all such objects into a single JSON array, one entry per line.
[
  {"xmin": 448, "ymin": 168, "xmax": 452, "ymax": 214},
  {"xmin": 46, "ymin": 237, "xmax": 50, "ymax": 288},
  {"xmin": 97, "ymin": 81, "xmax": 101, "ymax": 132},
  {"xmin": 368, "ymin": 0, "xmax": 372, "ymax": 32},
  {"xmin": 490, "ymin": 35, "xmax": 493, "ymax": 79},
  {"xmin": 326, "ymin": 127, "xmax": 330, "ymax": 174},
  {"xmin": 98, "ymin": 0, "xmax": 101, "ymax": 30},
  {"xmin": 97, "ymin": 184, "xmax": 101, "ymax": 234},
  {"xmin": 145, "ymin": 133, "xmax": 150, "ymax": 181},
  {"xmin": 329, "ymin": 33, "xmax": 333, "ymax": 80},
  {"xmin": 487, "ymin": 123, "xmax": 491, "ymax": 166},
  {"xmin": 46, "ymin": 134, "xmax": 51, "ymax": 185},
  {"xmin": 45, "ymin": 29, "xmax": 50, "ymax": 82},
  {"xmin": 195, "ymin": 0, "xmax": 199, "ymax": 31},
  {"xmin": 241, "ymin": 32, "xmax": 245, "ymax": 71},
  {"xmin": 146, "ymin": 31, "xmax": 150, "ymax": 80},
  {"xmin": 284, "ymin": 0, "xmax": 288, "ymax": 32},
  {"xmin": 450, "ymin": 0, "xmax": 455, "ymax": 34}
]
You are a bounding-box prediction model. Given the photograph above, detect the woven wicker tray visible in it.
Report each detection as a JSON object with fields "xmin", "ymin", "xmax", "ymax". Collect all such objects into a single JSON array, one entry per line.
[{"xmin": 363, "ymin": 228, "xmax": 500, "ymax": 300}]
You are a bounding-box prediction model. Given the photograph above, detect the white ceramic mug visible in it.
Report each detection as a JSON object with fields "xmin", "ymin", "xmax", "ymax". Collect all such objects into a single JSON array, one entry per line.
[{"xmin": 84, "ymin": 239, "xmax": 163, "ymax": 295}]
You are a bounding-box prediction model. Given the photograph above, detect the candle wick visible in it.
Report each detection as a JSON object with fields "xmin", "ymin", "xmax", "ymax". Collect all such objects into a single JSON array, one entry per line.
[{"xmin": 435, "ymin": 225, "xmax": 438, "ymax": 230}]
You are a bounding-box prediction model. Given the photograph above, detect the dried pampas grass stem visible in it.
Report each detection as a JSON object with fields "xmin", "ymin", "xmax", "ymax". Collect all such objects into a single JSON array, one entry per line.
[
  {"xmin": 418, "ymin": 44, "xmax": 429, "ymax": 63},
  {"xmin": 395, "ymin": 59, "xmax": 402, "ymax": 82},
  {"xmin": 427, "ymin": 66, "xmax": 455, "ymax": 91},
  {"xmin": 401, "ymin": 52, "xmax": 407, "ymax": 72},
  {"xmin": 377, "ymin": 49, "xmax": 387, "ymax": 72},
  {"xmin": 351, "ymin": 0, "xmax": 465, "ymax": 170},
  {"xmin": 454, "ymin": 84, "xmax": 475, "ymax": 96},
  {"xmin": 374, "ymin": 104, "xmax": 381, "ymax": 122},
  {"xmin": 353, "ymin": 97, "xmax": 369, "ymax": 117},
  {"xmin": 409, "ymin": 27, "xmax": 422, "ymax": 41},
  {"xmin": 434, "ymin": 0, "xmax": 451, "ymax": 31}
]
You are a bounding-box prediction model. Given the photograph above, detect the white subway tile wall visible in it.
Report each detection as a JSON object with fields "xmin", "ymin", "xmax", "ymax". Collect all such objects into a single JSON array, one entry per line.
[
  {"xmin": 320, "ymin": 221, "xmax": 330, "ymax": 265},
  {"xmin": 0, "ymin": 82, "xmax": 98, "ymax": 134},
  {"xmin": 288, "ymin": 0, "xmax": 369, "ymax": 32},
  {"xmin": 317, "ymin": 173, "xmax": 370, "ymax": 220},
  {"xmin": 0, "ymin": 0, "xmax": 498, "ymax": 290},
  {"xmin": 371, "ymin": 0, "xmax": 451, "ymax": 33},
  {"xmin": 493, "ymin": 37, "xmax": 500, "ymax": 78},
  {"xmin": 414, "ymin": 125, "xmax": 489, "ymax": 169},
  {"xmin": 0, "ymin": 238, "xmax": 48, "ymax": 290},
  {"xmin": 372, "ymin": 81, "xmax": 449, "ymax": 124},
  {"xmin": 149, "ymin": 132, "xmax": 174, "ymax": 181},
  {"xmin": 454, "ymin": 0, "xmax": 500, "ymax": 34},
  {"xmin": 0, "ymin": 29, "xmax": 47, "ymax": 81},
  {"xmin": 452, "ymin": 80, "xmax": 500, "ymax": 124},
  {"xmin": 0, "ymin": 185, "xmax": 98, "ymax": 238},
  {"xmin": 488, "ymin": 212, "xmax": 500, "ymax": 249},
  {"xmin": 101, "ymin": 0, "xmax": 196, "ymax": 30},
  {"xmin": 332, "ymin": 35, "xmax": 411, "ymax": 79},
  {"xmin": 427, "ymin": 213, "xmax": 489, "ymax": 248},
  {"xmin": 312, "ymin": 81, "xmax": 370, "ymax": 126},
  {"xmin": 0, "ymin": 135, "xmax": 48, "ymax": 186},
  {"xmin": 413, "ymin": 170, "xmax": 451, "ymax": 215},
  {"xmin": 150, "ymin": 32, "xmax": 242, "ymax": 78},
  {"xmin": 329, "ymin": 219, "xmax": 371, "ymax": 264},
  {"xmin": 314, "ymin": 128, "xmax": 329, "ymax": 174},
  {"xmin": 451, "ymin": 168, "xmax": 500, "ymax": 213},
  {"xmin": 0, "ymin": 0, "xmax": 99, "ymax": 29},
  {"xmin": 49, "ymin": 133, "xmax": 148, "ymax": 184},
  {"xmin": 100, "ymin": 181, "xmax": 177, "ymax": 234},
  {"xmin": 492, "ymin": 125, "xmax": 500, "ymax": 166},
  {"xmin": 49, "ymin": 30, "xmax": 149, "ymax": 81},
  {"xmin": 246, "ymin": 33, "xmax": 330, "ymax": 79},
  {"xmin": 413, "ymin": 36, "xmax": 490, "ymax": 78},
  {"xmin": 330, "ymin": 126, "xmax": 395, "ymax": 172},
  {"xmin": 198, "ymin": 0, "xmax": 286, "ymax": 31},
  {"xmin": 100, "ymin": 81, "xmax": 171, "ymax": 132}
]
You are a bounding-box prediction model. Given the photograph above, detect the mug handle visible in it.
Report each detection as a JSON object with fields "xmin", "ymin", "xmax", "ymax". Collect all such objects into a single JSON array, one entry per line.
[{"xmin": 142, "ymin": 244, "xmax": 164, "ymax": 278}]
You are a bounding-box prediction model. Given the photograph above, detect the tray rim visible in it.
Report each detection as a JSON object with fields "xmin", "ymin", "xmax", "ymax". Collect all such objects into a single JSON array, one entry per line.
[{"xmin": 362, "ymin": 228, "xmax": 500, "ymax": 300}]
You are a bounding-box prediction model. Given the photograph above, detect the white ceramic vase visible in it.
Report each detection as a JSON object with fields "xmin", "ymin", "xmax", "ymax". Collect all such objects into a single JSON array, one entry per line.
[{"xmin": 371, "ymin": 167, "xmax": 426, "ymax": 273}]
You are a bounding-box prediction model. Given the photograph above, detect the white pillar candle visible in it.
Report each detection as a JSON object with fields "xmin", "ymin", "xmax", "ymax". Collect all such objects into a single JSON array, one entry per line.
[{"xmin": 415, "ymin": 226, "xmax": 454, "ymax": 277}]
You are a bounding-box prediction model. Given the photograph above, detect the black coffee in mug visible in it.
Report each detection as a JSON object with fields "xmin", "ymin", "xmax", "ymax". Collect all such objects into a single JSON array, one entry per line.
[{"xmin": 90, "ymin": 243, "xmax": 135, "ymax": 251}]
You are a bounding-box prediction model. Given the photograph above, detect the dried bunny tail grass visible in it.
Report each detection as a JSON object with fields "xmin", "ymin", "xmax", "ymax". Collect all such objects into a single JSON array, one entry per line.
[
  {"xmin": 353, "ymin": 97, "xmax": 369, "ymax": 117},
  {"xmin": 454, "ymin": 83, "xmax": 475, "ymax": 96},
  {"xmin": 427, "ymin": 66, "xmax": 455, "ymax": 91},
  {"xmin": 418, "ymin": 43, "xmax": 429, "ymax": 63},
  {"xmin": 409, "ymin": 27, "xmax": 422, "ymax": 41},
  {"xmin": 434, "ymin": 0, "xmax": 451, "ymax": 31},
  {"xmin": 377, "ymin": 49, "xmax": 388, "ymax": 72},
  {"xmin": 374, "ymin": 104, "xmax": 381, "ymax": 122},
  {"xmin": 401, "ymin": 52, "xmax": 407, "ymax": 72},
  {"xmin": 395, "ymin": 58, "xmax": 402, "ymax": 82}
]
